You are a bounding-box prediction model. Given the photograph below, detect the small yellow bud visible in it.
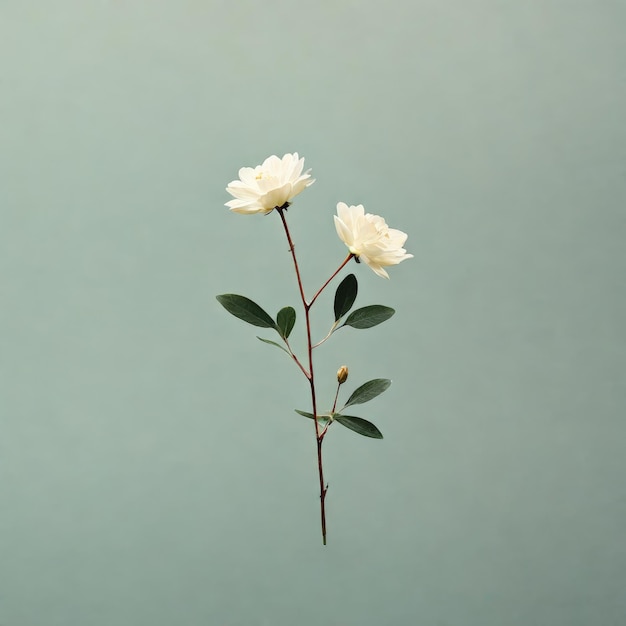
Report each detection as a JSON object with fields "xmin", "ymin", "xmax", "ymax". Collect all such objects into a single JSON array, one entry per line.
[{"xmin": 337, "ymin": 366, "xmax": 349, "ymax": 384}]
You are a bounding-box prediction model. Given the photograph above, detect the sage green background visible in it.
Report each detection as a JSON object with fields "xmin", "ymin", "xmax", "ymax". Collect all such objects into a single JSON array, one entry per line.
[{"xmin": 1, "ymin": 1, "xmax": 625, "ymax": 625}]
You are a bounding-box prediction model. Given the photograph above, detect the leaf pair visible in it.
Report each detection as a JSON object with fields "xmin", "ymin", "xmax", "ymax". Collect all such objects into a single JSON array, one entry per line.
[
  {"xmin": 295, "ymin": 378, "xmax": 391, "ymax": 439},
  {"xmin": 295, "ymin": 410, "xmax": 383, "ymax": 439},
  {"xmin": 216, "ymin": 294, "xmax": 295, "ymax": 339},
  {"xmin": 216, "ymin": 275, "xmax": 395, "ymax": 346},
  {"xmin": 333, "ymin": 274, "xmax": 395, "ymax": 330}
]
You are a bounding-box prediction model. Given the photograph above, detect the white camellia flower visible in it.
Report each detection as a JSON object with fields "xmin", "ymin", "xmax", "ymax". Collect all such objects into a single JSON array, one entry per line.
[
  {"xmin": 225, "ymin": 153, "xmax": 314, "ymax": 215},
  {"xmin": 334, "ymin": 202, "xmax": 413, "ymax": 278}
]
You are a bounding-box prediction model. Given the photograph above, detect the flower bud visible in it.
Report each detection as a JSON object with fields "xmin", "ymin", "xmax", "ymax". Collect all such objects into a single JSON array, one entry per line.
[{"xmin": 337, "ymin": 366, "xmax": 349, "ymax": 384}]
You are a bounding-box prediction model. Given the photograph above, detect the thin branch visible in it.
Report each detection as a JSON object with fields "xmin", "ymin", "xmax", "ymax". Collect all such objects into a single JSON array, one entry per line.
[
  {"xmin": 331, "ymin": 382, "xmax": 341, "ymax": 414},
  {"xmin": 309, "ymin": 253, "xmax": 354, "ymax": 309},
  {"xmin": 312, "ymin": 320, "xmax": 340, "ymax": 349},
  {"xmin": 283, "ymin": 337, "xmax": 309, "ymax": 378}
]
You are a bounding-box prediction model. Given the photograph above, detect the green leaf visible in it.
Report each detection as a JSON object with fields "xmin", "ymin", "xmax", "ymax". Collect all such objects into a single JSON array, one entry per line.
[
  {"xmin": 333, "ymin": 414, "xmax": 383, "ymax": 439},
  {"xmin": 343, "ymin": 305, "xmax": 395, "ymax": 329},
  {"xmin": 334, "ymin": 273, "xmax": 358, "ymax": 321},
  {"xmin": 276, "ymin": 306, "xmax": 296, "ymax": 339},
  {"xmin": 257, "ymin": 337, "xmax": 290, "ymax": 354},
  {"xmin": 216, "ymin": 294, "xmax": 277, "ymax": 329},
  {"xmin": 294, "ymin": 410, "xmax": 330, "ymax": 426},
  {"xmin": 344, "ymin": 378, "xmax": 391, "ymax": 408}
]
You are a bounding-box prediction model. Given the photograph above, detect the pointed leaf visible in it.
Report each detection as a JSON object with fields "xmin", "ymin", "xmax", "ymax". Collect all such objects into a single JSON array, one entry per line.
[
  {"xmin": 257, "ymin": 337, "xmax": 290, "ymax": 354},
  {"xmin": 216, "ymin": 294, "xmax": 277, "ymax": 329},
  {"xmin": 334, "ymin": 414, "xmax": 383, "ymax": 439},
  {"xmin": 343, "ymin": 305, "xmax": 395, "ymax": 329},
  {"xmin": 294, "ymin": 410, "xmax": 330, "ymax": 427},
  {"xmin": 276, "ymin": 306, "xmax": 296, "ymax": 339},
  {"xmin": 334, "ymin": 273, "xmax": 358, "ymax": 321},
  {"xmin": 344, "ymin": 378, "xmax": 391, "ymax": 408}
]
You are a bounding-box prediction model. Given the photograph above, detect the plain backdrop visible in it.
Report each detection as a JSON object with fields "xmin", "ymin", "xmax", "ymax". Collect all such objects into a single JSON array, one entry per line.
[{"xmin": 1, "ymin": 1, "xmax": 625, "ymax": 625}]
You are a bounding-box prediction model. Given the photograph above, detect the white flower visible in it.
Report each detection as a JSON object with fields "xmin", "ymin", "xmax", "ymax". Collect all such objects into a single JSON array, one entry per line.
[
  {"xmin": 225, "ymin": 153, "xmax": 314, "ymax": 214},
  {"xmin": 334, "ymin": 202, "xmax": 413, "ymax": 278}
]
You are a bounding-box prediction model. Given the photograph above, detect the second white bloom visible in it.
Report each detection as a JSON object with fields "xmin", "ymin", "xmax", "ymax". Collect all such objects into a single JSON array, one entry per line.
[{"xmin": 334, "ymin": 202, "xmax": 413, "ymax": 278}]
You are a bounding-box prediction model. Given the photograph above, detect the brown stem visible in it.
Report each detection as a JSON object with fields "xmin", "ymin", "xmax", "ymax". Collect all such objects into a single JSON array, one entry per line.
[
  {"xmin": 276, "ymin": 209, "xmax": 356, "ymax": 545},
  {"xmin": 276, "ymin": 205, "xmax": 327, "ymax": 544},
  {"xmin": 309, "ymin": 253, "xmax": 355, "ymax": 309},
  {"xmin": 276, "ymin": 206, "xmax": 309, "ymax": 320},
  {"xmin": 317, "ymin": 438, "xmax": 327, "ymax": 545},
  {"xmin": 283, "ymin": 338, "xmax": 309, "ymax": 378}
]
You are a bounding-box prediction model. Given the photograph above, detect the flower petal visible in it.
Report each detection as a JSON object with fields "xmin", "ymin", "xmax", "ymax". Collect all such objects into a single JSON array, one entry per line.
[
  {"xmin": 334, "ymin": 204, "xmax": 412, "ymax": 277},
  {"xmin": 225, "ymin": 153, "xmax": 314, "ymax": 214}
]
